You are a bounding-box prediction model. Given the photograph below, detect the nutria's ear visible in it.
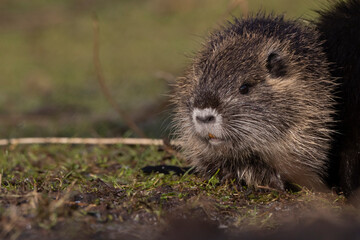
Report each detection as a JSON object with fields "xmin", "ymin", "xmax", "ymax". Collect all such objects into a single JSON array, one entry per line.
[{"xmin": 266, "ymin": 52, "xmax": 287, "ymax": 78}]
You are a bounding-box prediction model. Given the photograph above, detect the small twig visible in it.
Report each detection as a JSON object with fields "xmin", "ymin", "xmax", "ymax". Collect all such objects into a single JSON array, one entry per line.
[
  {"xmin": 92, "ymin": 13, "xmax": 146, "ymax": 138},
  {"xmin": 0, "ymin": 194, "xmax": 24, "ymax": 198},
  {"xmin": 0, "ymin": 137, "xmax": 182, "ymax": 146},
  {"xmin": 65, "ymin": 201, "xmax": 97, "ymax": 208},
  {"xmin": 256, "ymin": 185, "xmax": 282, "ymax": 192}
]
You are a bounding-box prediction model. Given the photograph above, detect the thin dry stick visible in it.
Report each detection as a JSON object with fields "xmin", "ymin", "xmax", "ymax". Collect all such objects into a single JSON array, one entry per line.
[
  {"xmin": 92, "ymin": 14, "xmax": 146, "ymax": 138},
  {"xmin": 0, "ymin": 137, "xmax": 181, "ymax": 146}
]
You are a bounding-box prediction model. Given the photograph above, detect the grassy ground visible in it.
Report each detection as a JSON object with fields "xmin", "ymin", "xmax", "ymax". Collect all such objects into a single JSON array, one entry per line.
[{"xmin": 1, "ymin": 144, "xmax": 358, "ymax": 240}]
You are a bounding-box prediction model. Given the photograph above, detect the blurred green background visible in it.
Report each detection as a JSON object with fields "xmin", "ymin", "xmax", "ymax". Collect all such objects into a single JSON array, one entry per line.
[{"xmin": 0, "ymin": 0, "xmax": 328, "ymax": 138}]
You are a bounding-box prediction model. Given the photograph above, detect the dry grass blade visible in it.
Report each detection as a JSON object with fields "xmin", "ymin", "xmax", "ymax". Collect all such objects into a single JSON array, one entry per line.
[{"xmin": 92, "ymin": 13, "xmax": 146, "ymax": 138}]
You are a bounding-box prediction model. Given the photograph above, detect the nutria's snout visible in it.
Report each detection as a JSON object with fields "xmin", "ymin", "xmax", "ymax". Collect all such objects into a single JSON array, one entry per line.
[{"xmin": 192, "ymin": 108, "xmax": 225, "ymax": 145}]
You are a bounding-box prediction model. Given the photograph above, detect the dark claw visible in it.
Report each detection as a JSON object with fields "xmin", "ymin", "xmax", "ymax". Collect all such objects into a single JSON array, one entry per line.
[{"xmin": 141, "ymin": 165, "xmax": 193, "ymax": 176}]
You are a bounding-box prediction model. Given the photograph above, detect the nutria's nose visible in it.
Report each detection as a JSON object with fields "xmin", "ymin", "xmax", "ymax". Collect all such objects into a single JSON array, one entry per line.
[
  {"xmin": 192, "ymin": 108, "xmax": 221, "ymax": 127},
  {"xmin": 192, "ymin": 108, "xmax": 222, "ymax": 136},
  {"xmin": 196, "ymin": 115, "xmax": 216, "ymax": 124}
]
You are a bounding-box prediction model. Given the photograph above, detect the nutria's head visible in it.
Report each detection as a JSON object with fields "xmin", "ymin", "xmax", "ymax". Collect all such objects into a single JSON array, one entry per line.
[{"xmin": 172, "ymin": 15, "xmax": 335, "ymax": 187}]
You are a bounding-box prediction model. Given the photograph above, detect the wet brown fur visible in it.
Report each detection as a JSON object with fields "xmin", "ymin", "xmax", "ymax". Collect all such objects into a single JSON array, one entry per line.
[{"xmin": 172, "ymin": 15, "xmax": 337, "ymax": 190}]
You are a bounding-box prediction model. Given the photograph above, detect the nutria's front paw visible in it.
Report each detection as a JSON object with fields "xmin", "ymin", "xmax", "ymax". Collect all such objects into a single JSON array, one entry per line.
[{"xmin": 267, "ymin": 174, "xmax": 285, "ymax": 191}]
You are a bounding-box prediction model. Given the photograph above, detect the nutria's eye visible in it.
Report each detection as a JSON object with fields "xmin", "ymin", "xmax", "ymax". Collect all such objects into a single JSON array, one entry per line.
[{"xmin": 239, "ymin": 84, "xmax": 249, "ymax": 94}]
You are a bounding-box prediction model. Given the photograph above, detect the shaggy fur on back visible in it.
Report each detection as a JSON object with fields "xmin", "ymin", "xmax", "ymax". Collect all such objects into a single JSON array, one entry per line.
[{"xmin": 316, "ymin": 0, "xmax": 360, "ymax": 196}]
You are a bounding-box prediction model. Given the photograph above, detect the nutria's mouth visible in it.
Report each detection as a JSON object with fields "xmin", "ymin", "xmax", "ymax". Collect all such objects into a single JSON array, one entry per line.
[
  {"xmin": 195, "ymin": 132, "xmax": 226, "ymax": 146},
  {"xmin": 206, "ymin": 133, "xmax": 225, "ymax": 146}
]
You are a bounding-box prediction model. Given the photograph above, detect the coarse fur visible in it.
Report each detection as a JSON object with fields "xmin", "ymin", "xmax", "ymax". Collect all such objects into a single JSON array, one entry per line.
[
  {"xmin": 316, "ymin": 0, "xmax": 360, "ymax": 196},
  {"xmin": 172, "ymin": 14, "xmax": 337, "ymax": 190},
  {"xmin": 172, "ymin": 0, "xmax": 360, "ymax": 193}
]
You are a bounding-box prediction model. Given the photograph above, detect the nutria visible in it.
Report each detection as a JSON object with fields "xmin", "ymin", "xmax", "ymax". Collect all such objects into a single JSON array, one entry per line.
[{"xmin": 171, "ymin": 0, "xmax": 360, "ymax": 193}]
